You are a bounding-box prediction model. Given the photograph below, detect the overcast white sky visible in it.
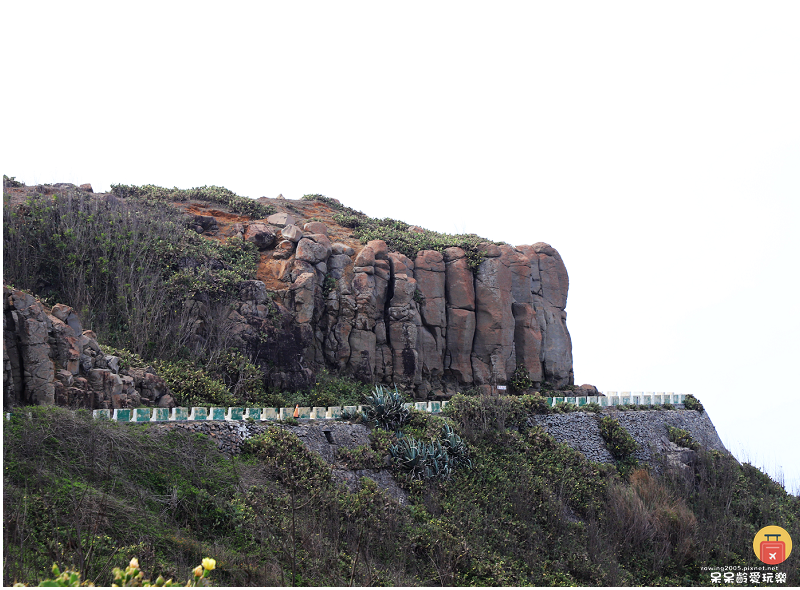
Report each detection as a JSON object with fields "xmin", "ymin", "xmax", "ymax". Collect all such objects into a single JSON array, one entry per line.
[{"xmin": 3, "ymin": 1, "xmax": 799, "ymax": 493}]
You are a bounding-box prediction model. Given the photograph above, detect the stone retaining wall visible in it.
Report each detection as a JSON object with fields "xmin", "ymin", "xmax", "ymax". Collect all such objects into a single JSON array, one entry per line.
[{"xmin": 530, "ymin": 408, "xmax": 727, "ymax": 468}]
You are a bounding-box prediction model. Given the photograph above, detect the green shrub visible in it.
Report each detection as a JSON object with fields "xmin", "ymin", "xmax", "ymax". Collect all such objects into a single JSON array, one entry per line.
[
  {"xmin": 599, "ymin": 416, "xmax": 639, "ymax": 476},
  {"xmin": 552, "ymin": 401, "xmax": 579, "ymax": 414},
  {"xmin": 206, "ymin": 350, "xmax": 266, "ymax": 402},
  {"xmin": 582, "ymin": 402, "xmax": 602, "ymax": 413},
  {"xmin": 111, "ymin": 183, "xmax": 275, "ymax": 219},
  {"xmin": 330, "ymin": 211, "xmax": 497, "ymax": 272},
  {"xmin": 666, "ymin": 425, "xmax": 700, "ymax": 451},
  {"xmin": 442, "ymin": 394, "xmax": 526, "ymax": 442},
  {"xmin": 683, "ymin": 394, "xmax": 704, "ymax": 412},
  {"xmin": 509, "ymin": 363, "xmax": 535, "ymax": 393},
  {"xmin": 154, "ymin": 359, "xmax": 236, "ymax": 408},
  {"xmin": 520, "ymin": 393, "xmax": 551, "ymax": 414}
]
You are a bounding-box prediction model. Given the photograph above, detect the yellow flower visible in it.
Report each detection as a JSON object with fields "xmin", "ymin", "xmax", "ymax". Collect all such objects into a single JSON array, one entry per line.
[
  {"xmin": 129, "ymin": 558, "xmax": 140, "ymax": 570},
  {"xmin": 193, "ymin": 565, "xmax": 203, "ymax": 578},
  {"xmin": 202, "ymin": 558, "xmax": 216, "ymax": 571}
]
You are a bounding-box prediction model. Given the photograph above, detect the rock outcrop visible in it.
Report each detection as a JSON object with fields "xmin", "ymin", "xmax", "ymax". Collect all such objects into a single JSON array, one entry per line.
[
  {"xmin": 3, "ymin": 188, "xmax": 574, "ymax": 403},
  {"xmin": 3, "ymin": 287, "xmax": 171, "ymax": 410},
  {"xmin": 218, "ymin": 217, "xmax": 574, "ymax": 398}
]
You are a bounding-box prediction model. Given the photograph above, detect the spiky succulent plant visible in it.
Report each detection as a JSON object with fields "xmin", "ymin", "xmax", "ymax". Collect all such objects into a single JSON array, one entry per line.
[
  {"xmin": 440, "ymin": 423, "xmax": 472, "ymax": 470},
  {"xmin": 363, "ymin": 385, "xmax": 410, "ymax": 431}
]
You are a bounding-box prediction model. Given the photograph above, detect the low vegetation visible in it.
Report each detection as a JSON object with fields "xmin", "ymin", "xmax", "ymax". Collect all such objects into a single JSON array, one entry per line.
[
  {"xmin": 110, "ymin": 184, "xmax": 275, "ymax": 219},
  {"xmin": 3, "ymin": 401, "xmax": 799, "ymax": 586},
  {"xmin": 300, "ymin": 194, "xmax": 499, "ymax": 271},
  {"xmin": 3, "ymin": 188, "xmax": 259, "ymax": 362}
]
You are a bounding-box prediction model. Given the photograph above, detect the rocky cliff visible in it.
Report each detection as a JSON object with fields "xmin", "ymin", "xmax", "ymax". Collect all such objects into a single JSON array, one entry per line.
[
  {"xmin": 173, "ymin": 199, "xmax": 574, "ymax": 399},
  {"xmin": 3, "ymin": 287, "xmax": 171, "ymax": 410},
  {"xmin": 3, "ymin": 184, "xmax": 574, "ymax": 405}
]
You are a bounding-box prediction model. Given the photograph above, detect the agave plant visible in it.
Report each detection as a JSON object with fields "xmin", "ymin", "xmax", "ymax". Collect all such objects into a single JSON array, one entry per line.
[
  {"xmin": 440, "ymin": 423, "xmax": 472, "ymax": 470},
  {"xmin": 389, "ymin": 433, "xmax": 427, "ymax": 479},
  {"xmin": 364, "ymin": 385, "xmax": 410, "ymax": 430},
  {"xmin": 424, "ymin": 439, "xmax": 453, "ymax": 479}
]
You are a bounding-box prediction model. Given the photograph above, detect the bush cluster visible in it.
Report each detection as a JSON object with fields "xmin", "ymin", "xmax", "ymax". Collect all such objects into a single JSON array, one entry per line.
[
  {"xmin": 3, "ymin": 189, "xmax": 258, "ymax": 360},
  {"xmin": 509, "ymin": 363, "xmax": 535, "ymax": 392},
  {"xmin": 598, "ymin": 415, "xmax": 639, "ymax": 476},
  {"xmin": 330, "ymin": 210, "xmax": 498, "ymax": 271},
  {"xmin": 683, "ymin": 394, "xmax": 704, "ymax": 412},
  {"xmin": 666, "ymin": 425, "xmax": 701, "ymax": 451},
  {"xmin": 111, "ymin": 183, "xmax": 275, "ymax": 219}
]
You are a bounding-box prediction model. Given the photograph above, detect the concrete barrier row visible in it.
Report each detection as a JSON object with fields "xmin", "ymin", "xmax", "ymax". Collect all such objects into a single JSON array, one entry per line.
[
  {"xmin": 549, "ymin": 392, "xmax": 685, "ymax": 407},
  {"xmin": 87, "ymin": 400, "xmax": 450, "ymax": 423},
  {"xmin": 4, "ymin": 393, "xmax": 686, "ymax": 423}
]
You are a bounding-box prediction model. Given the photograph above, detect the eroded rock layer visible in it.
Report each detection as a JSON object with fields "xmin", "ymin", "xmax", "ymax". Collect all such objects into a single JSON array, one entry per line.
[{"xmin": 246, "ymin": 228, "xmax": 574, "ymax": 398}]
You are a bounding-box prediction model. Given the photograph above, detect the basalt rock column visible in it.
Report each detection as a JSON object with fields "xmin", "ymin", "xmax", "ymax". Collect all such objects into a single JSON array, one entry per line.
[
  {"xmin": 413, "ymin": 250, "xmax": 446, "ymax": 396},
  {"xmin": 518, "ymin": 242, "xmax": 573, "ymax": 387},
  {"xmin": 443, "ymin": 247, "xmax": 475, "ymax": 387},
  {"xmin": 508, "ymin": 246, "xmax": 543, "ymax": 384},
  {"xmin": 471, "ymin": 244, "xmax": 516, "ymax": 391},
  {"xmin": 386, "ymin": 252, "xmax": 423, "ymax": 395}
]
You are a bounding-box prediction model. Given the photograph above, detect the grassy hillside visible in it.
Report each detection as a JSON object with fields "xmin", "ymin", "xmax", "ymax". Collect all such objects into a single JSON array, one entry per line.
[{"xmin": 4, "ymin": 401, "xmax": 798, "ymax": 586}]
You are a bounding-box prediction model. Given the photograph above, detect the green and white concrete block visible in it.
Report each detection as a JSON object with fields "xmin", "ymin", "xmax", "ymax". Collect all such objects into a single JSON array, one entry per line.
[
  {"xmin": 263, "ymin": 408, "xmax": 279, "ymax": 420},
  {"xmin": 414, "ymin": 402, "xmax": 428, "ymax": 412},
  {"xmin": 151, "ymin": 408, "xmax": 169, "ymax": 422},
  {"xmin": 189, "ymin": 407, "xmax": 208, "ymax": 421},
  {"xmin": 245, "ymin": 408, "xmax": 263, "ymax": 421},
  {"xmin": 343, "ymin": 406, "xmax": 358, "ymax": 417},
  {"xmin": 553, "ymin": 397, "xmax": 565, "ymax": 405},
  {"xmin": 226, "ymin": 407, "xmax": 244, "ymax": 421},
  {"xmin": 677, "ymin": 394, "xmax": 686, "ymax": 404},
  {"xmin": 297, "ymin": 407, "xmax": 311, "ymax": 419},
  {"xmin": 171, "ymin": 407, "xmax": 189, "ymax": 421},
  {"xmin": 587, "ymin": 396, "xmax": 598, "ymax": 405},
  {"xmin": 577, "ymin": 397, "xmax": 587, "ymax": 406},
  {"xmin": 113, "ymin": 409, "xmax": 132, "ymax": 422},
  {"xmin": 326, "ymin": 406, "xmax": 342, "ymax": 419},
  {"xmin": 642, "ymin": 395, "xmax": 652, "ymax": 406},
  {"xmin": 93, "ymin": 409, "xmax": 111, "ymax": 420},
  {"xmin": 566, "ymin": 396, "xmax": 576, "ymax": 405},
  {"xmin": 279, "ymin": 407, "xmax": 294, "ymax": 420},
  {"xmin": 441, "ymin": 400, "xmax": 449, "ymax": 410},
  {"xmin": 429, "ymin": 401, "xmax": 441, "ymax": 413},
  {"xmin": 311, "ymin": 407, "xmax": 327, "ymax": 420},
  {"xmin": 208, "ymin": 407, "xmax": 225, "ymax": 421},
  {"xmin": 599, "ymin": 396, "xmax": 609, "ymax": 407},
  {"xmin": 621, "ymin": 392, "xmax": 631, "ymax": 405},
  {"xmin": 132, "ymin": 408, "xmax": 151, "ymax": 422}
]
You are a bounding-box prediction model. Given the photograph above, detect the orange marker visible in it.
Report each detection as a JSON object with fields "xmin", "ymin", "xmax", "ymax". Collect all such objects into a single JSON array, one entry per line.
[{"xmin": 293, "ymin": 404, "xmax": 300, "ymax": 418}]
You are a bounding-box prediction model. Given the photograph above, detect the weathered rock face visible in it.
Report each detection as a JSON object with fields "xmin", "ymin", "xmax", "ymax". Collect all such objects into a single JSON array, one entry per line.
[
  {"xmin": 3, "ymin": 287, "xmax": 171, "ymax": 409},
  {"xmin": 3, "ymin": 213, "xmax": 574, "ymax": 403},
  {"xmin": 244, "ymin": 225, "xmax": 573, "ymax": 396}
]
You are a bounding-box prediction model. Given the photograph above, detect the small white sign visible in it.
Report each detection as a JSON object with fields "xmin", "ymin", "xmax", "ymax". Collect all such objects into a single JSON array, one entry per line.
[{"xmin": 497, "ymin": 385, "xmax": 507, "ymax": 391}]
